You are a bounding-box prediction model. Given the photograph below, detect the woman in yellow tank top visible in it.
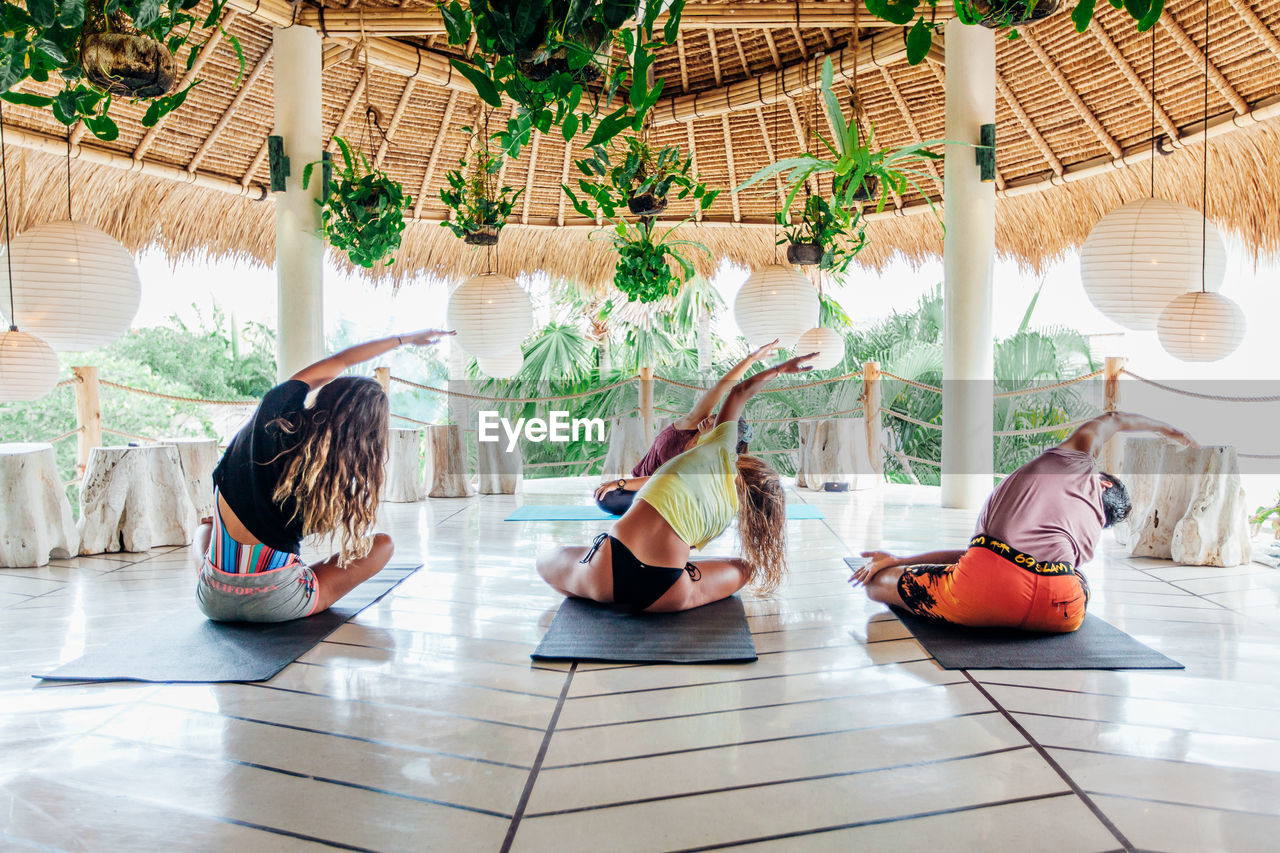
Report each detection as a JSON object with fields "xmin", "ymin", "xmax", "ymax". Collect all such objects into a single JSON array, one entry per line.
[{"xmin": 536, "ymin": 352, "xmax": 816, "ymax": 612}]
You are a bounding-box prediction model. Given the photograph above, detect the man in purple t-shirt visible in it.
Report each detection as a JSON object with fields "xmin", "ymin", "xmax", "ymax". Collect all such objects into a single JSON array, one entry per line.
[
  {"xmin": 849, "ymin": 412, "xmax": 1197, "ymax": 632},
  {"xmin": 593, "ymin": 340, "xmax": 778, "ymax": 515}
]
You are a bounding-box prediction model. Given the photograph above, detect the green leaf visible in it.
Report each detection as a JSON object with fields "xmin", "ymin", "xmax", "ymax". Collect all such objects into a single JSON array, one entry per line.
[
  {"xmin": 439, "ymin": 0, "xmax": 471, "ymax": 44},
  {"xmin": 1, "ymin": 91, "xmax": 53, "ymax": 108},
  {"xmin": 51, "ymin": 89, "xmax": 79, "ymax": 124},
  {"xmin": 83, "ymin": 113, "xmax": 118, "ymax": 141},
  {"xmin": 58, "ymin": 0, "xmax": 85, "ymax": 29},
  {"xmin": 28, "ymin": 0, "xmax": 55, "ymax": 28},
  {"xmin": 1070, "ymin": 0, "xmax": 1097, "ymax": 28},
  {"xmin": 1135, "ymin": 0, "xmax": 1163, "ymax": 30},
  {"xmin": 906, "ymin": 17, "xmax": 933, "ymax": 65},
  {"xmin": 865, "ymin": 0, "xmax": 920, "ymax": 26},
  {"xmin": 450, "ymin": 58, "xmax": 501, "ymax": 107},
  {"xmin": 585, "ymin": 106, "xmax": 631, "ymax": 148},
  {"xmin": 132, "ymin": 0, "xmax": 162, "ymax": 29},
  {"xmin": 33, "ymin": 38, "xmax": 67, "ymax": 65},
  {"xmin": 561, "ymin": 112, "xmax": 578, "ymax": 140}
]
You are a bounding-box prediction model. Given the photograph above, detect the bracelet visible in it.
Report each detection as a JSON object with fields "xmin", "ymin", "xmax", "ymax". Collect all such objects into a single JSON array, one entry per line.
[
  {"xmin": 617, "ymin": 479, "xmax": 626, "ymax": 489},
  {"xmin": 396, "ymin": 335, "xmax": 404, "ymax": 346}
]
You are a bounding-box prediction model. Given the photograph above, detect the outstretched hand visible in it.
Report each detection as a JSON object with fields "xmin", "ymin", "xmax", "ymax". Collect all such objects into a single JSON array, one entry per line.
[
  {"xmin": 849, "ymin": 550, "xmax": 899, "ymax": 587},
  {"xmin": 774, "ymin": 352, "xmax": 819, "ymax": 375},
  {"xmin": 748, "ymin": 339, "xmax": 781, "ymax": 363},
  {"xmin": 399, "ymin": 329, "xmax": 455, "ymax": 347}
]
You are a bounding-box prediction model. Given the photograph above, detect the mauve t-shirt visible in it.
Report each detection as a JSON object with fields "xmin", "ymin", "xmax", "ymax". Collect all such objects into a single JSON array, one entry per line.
[
  {"xmin": 974, "ymin": 447, "xmax": 1105, "ymax": 567},
  {"xmin": 632, "ymin": 424, "xmax": 698, "ymax": 477}
]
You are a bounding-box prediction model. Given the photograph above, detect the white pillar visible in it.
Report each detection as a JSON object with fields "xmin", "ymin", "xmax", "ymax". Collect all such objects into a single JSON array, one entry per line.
[
  {"xmin": 272, "ymin": 25, "xmax": 325, "ymax": 381},
  {"xmin": 940, "ymin": 19, "xmax": 996, "ymax": 509}
]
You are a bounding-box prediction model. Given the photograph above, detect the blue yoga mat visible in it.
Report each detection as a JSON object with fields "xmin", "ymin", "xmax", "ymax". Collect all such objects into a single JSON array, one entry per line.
[{"xmin": 505, "ymin": 503, "xmax": 824, "ymax": 522}]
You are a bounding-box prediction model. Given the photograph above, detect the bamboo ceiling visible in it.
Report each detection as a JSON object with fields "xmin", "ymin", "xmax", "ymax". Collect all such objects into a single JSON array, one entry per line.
[{"xmin": 1, "ymin": 0, "xmax": 1278, "ymax": 287}]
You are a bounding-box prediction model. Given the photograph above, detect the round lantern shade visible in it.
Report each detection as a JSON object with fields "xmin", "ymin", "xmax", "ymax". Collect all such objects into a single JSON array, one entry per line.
[
  {"xmin": 446, "ymin": 272, "xmax": 534, "ymax": 359},
  {"xmin": 1080, "ymin": 199, "xmax": 1227, "ymax": 331},
  {"xmin": 477, "ymin": 348, "xmax": 524, "ymax": 379},
  {"xmin": 795, "ymin": 327, "xmax": 845, "ymax": 371},
  {"xmin": 0, "ymin": 329, "xmax": 59, "ymax": 401},
  {"xmin": 0, "ymin": 220, "xmax": 141, "ymax": 351},
  {"xmin": 733, "ymin": 264, "xmax": 819, "ymax": 349},
  {"xmin": 1156, "ymin": 291, "xmax": 1245, "ymax": 363}
]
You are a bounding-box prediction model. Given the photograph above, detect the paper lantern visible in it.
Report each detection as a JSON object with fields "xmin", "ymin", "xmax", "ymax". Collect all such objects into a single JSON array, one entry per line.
[
  {"xmin": 0, "ymin": 328, "xmax": 59, "ymax": 401},
  {"xmin": 1156, "ymin": 291, "xmax": 1245, "ymax": 363},
  {"xmin": 1080, "ymin": 199, "xmax": 1226, "ymax": 331},
  {"xmin": 733, "ymin": 264, "xmax": 819, "ymax": 349},
  {"xmin": 477, "ymin": 348, "xmax": 524, "ymax": 379},
  {"xmin": 796, "ymin": 327, "xmax": 845, "ymax": 371},
  {"xmin": 0, "ymin": 221, "xmax": 141, "ymax": 351},
  {"xmin": 446, "ymin": 272, "xmax": 534, "ymax": 359}
]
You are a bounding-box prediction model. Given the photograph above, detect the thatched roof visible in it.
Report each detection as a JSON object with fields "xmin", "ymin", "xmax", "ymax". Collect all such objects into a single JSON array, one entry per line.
[{"xmin": 1, "ymin": 0, "xmax": 1278, "ymax": 287}]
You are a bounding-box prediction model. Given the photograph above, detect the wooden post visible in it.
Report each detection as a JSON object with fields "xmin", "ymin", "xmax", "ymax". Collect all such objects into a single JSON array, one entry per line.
[
  {"xmin": 639, "ymin": 366, "xmax": 654, "ymax": 444},
  {"xmin": 861, "ymin": 361, "xmax": 884, "ymax": 480},
  {"xmin": 72, "ymin": 365, "xmax": 102, "ymax": 478},
  {"xmin": 1101, "ymin": 356, "xmax": 1127, "ymax": 474},
  {"xmin": 374, "ymin": 366, "xmax": 391, "ymax": 394}
]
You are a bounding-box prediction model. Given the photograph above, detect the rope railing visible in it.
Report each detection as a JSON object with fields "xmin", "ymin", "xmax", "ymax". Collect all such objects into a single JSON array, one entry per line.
[
  {"xmin": 102, "ymin": 427, "xmax": 160, "ymax": 443},
  {"xmin": 1239, "ymin": 451, "xmax": 1280, "ymax": 460},
  {"xmin": 389, "ymin": 373, "xmax": 639, "ymax": 402},
  {"xmin": 651, "ymin": 370, "xmax": 862, "ymax": 394},
  {"xmin": 992, "ymin": 417, "xmax": 1094, "ymax": 437},
  {"xmin": 40, "ymin": 426, "xmax": 84, "ymax": 445},
  {"xmin": 653, "ymin": 403, "xmax": 865, "ymax": 424},
  {"xmin": 99, "ymin": 379, "xmax": 256, "ymax": 407},
  {"xmin": 992, "ymin": 369, "xmax": 1105, "ymax": 398},
  {"xmin": 1120, "ymin": 369, "xmax": 1280, "ymax": 403},
  {"xmin": 882, "ymin": 409, "xmax": 943, "ymax": 430},
  {"xmin": 896, "ymin": 451, "xmax": 941, "ymax": 468},
  {"xmin": 523, "ymin": 453, "xmax": 608, "ymax": 470},
  {"xmin": 879, "ymin": 372, "xmax": 942, "ymax": 393}
]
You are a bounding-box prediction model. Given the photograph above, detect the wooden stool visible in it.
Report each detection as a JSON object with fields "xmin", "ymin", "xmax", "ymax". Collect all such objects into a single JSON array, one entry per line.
[
  {"xmin": 600, "ymin": 416, "xmax": 646, "ymax": 482},
  {"xmin": 161, "ymin": 437, "xmax": 219, "ymax": 519},
  {"xmin": 383, "ymin": 428, "xmax": 425, "ymax": 502},
  {"xmin": 478, "ymin": 437, "xmax": 522, "ymax": 495},
  {"xmin": 796, "ymin": 417, "xmax": 877, "ymax": 492},
  {"xmin": 427, "ymin": 425, "xmax": 474, "ymax": 498},
  {"xmin": 78, "ymin": 444, "xmax": 197, "ymax": 554},
  {"xmin": 0, "ymin": 443, "xmax": 78, "ymax": 567}
]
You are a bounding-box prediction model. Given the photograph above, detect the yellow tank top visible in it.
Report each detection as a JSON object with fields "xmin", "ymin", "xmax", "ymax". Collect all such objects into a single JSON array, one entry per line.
[{"xmin": 636, "ymin": 421, "xmax": 739, "ymax": 550}]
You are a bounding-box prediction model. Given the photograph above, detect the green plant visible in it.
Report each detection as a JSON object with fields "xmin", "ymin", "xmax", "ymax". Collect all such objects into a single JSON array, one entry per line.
[
  {"xmin": 436, "ymin": 0, "xmax": 684, "ymax": 156},
  {"xmin": 606, "ymin": 218, "xmax": 708, "ymax": 304},
  {"xmin": 779, "ymin": 194, "xmax": 867, "ymax": 275},
  {"xmin": 562, "ymin": 134, "xmax": 719, "ymax": 220},
  {"xmin": 0, "ymin": 0, "xmax": 243, "ymax": 141},
  {"xmin": 737, "ymin": 58, "xmax": 944, "ymax": 225},
  {"xmin": 1251, "ymin": 496, "xmax": 1280, "ymax": 532},
  {"xmin": 865, "ymin": 0, "xmax": 1163, "ymax": 65},
  {"xmin": 439, "ymin": 128, "xmax": 524, "ymax": 243},
  {"xmin": 304, "ymin": 136, "xmax": 411, "ymax": 269}
]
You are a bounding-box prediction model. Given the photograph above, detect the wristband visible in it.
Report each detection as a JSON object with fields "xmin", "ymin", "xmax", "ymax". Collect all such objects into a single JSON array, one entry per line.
[
  {"xmin": 617, "ymin": 479, "xmax": 626, "ymax": 490},
  {"xmin": 396, "ymin": 335, "xmax": 404, "ymax": 346}
]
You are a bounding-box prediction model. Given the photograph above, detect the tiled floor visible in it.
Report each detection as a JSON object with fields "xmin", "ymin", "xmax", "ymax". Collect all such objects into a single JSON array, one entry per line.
[{"xmin": 3, "ymin": 479, "xmax": 1280, "ymax": 852}]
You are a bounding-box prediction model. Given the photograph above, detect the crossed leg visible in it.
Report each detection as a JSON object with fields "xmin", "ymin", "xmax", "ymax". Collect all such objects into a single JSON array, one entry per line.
[
  {"xmin": 864, "ymin": 567, "xmax": 907, "ymax": 609},
  {"xmin": 309, "ymin": 533, "xmax": 395, "ymax": 614},
  {"xmin": 647, "ymin": 557, "xmax": 752, "ymax": 612}
]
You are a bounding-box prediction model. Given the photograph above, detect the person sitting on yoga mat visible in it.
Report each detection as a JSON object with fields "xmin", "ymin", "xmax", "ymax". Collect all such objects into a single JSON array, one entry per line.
[
  {"xmin": 849, "ymin": 412, "xmax": 1197, "ymax": 633},
  {"xmin": 537, "ymin": 351, "xmax": 817, "ymax": 612},
  {"xmin": 195, "ymin": 330, "xmax": 453, "ymax": 622},
  {"xmin": 592, "ymin": 340, "xmax": 778, "ymax": 516}
]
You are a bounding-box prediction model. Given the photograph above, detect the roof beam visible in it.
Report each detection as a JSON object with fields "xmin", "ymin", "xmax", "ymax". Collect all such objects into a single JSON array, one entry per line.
[
  {"xmin": 785, "ymin": 96, "xmax": 821, "ymax": 197},
  {"xmin": 1018, "ymin": 29, "xmax": 1122, "ymax": 161},
  {"xmin": 722, "ymin": 114, "xmax": 741, "ymax": 221},
  {"xmin": 879, "ymin": 67, "xmax": 942, "ymax": 194},
  {"xmin": 326, "ymin": 76, "xmax": 369, "ymax": 155},
  {"xmin": 1160, "ymin": 7, "xmax": 1248, "ymax": 115},
  {"xmin": 676, "ymin": 34, "xmax": 690, "ymax": 92},
  {"xmin": 1090, "ymin": 19, "xmax": 1181, "ymax": 146},
  {"xmin": 730, "ymin": 28, "xmax": 750, "ymax": 75},
  {"xmin": 556, "ymin": 141, "xmax": 573, "ymax": 226},
  {"xmin": 685, "ymin": 120, "xmax": 703, "ymax": 222},
  {"xmin": 374, "ymin": 76, "xmax": 418, "ymax": 165},
  {"xmin": 1224, "ymin": 0, "xmax": 1280, "ymax": 62},
  {"xmin": 187, "ymin": 43, "xmax": 275, "ymax": 172},
  {"xmin": 753, "ymin": 106, "xmax": 785, "ymax": 214},
  {"xmin": 520, "ymin": 132, "xmax": 540, "ymax": 224},
  {"xmin": 994, "ymin": 75, "xmax": 1064, "ymax": 176},
  {"xmin": 706, "ymin": 29, "xmax": 722, "ymax": 87},
  {"xmin": 413, "ymin": 90, "xmax": 459, "ymax": 218},
  {"xmin": 762, "ymin": 29, "xmax": 782, "ymax": 68}
]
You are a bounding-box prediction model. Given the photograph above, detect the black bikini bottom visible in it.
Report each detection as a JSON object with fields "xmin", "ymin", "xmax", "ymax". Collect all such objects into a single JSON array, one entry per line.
[{"xmin": 581, "ymin": 533, "xmax": 701, "ymax": 612}]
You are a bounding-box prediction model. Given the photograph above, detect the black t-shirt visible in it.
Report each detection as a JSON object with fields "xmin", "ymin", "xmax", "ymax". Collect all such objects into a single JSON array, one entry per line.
[{"xmin": 212, "ymin": 379, "xmax": 310, "ymax": 553}]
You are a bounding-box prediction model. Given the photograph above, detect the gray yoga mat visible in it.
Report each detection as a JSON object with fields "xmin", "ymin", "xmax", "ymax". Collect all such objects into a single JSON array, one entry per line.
[
  {"xmin": 532, "ymin": 596, "xmax": 758, "ymax": 664},
  {"xmin": 506, "ymin": 504, "xmax": 824, "ymax": 522},
  {"xmin": 36, "ymin": 563, "xmax": 422, "ymax": 684}
]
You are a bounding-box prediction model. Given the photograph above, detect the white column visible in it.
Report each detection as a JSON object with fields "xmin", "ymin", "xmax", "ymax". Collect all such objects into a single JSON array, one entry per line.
[
  {"xmin": 940, "ymin": 19, "xmax": 996, "ymax": 509},
  {"xmin": 272, "ymin": 25, "xmax": 325, "ymax": 381}
]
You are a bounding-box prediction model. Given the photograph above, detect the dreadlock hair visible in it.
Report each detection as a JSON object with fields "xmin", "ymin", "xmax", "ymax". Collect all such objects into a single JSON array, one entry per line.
[
  {"xmin": 270, "ymin": 376, "xmax": 389, "ymax": 565},
  {"xmin": 734, "ymin": 453, "xmax": 788, "ymax": 593}
]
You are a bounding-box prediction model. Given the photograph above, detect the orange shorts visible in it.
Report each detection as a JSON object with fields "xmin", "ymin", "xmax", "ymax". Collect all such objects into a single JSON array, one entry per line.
[{"xmin": 897, "ymin": 546, "xmax": 1090, "ymax": 633}]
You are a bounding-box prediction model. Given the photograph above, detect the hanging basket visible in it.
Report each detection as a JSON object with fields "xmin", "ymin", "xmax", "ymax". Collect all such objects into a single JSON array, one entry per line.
[
  {"xmin": 627, "ymin": 191, "xmax": 668, "ymax": 217},
  {"xmin": 971, "ymin": 0, "xmax": 1063, "ymax": 28},
  {"xmin": 850, "ymin": 174, "xmax": 880, "ymax": 204},
  {"xmin": 80, "ymin": 33, "xmax": 180, "ymax": 98},
  {"xmin": 786, "ymin": 242, "xmax": 824, "ymax": 266},
  {"xmin": 464, "ymin": 224, "xmax": 500, "ymax": 246}
]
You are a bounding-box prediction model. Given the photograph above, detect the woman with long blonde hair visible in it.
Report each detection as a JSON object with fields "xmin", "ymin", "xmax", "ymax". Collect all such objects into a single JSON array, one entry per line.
[
  {"xmin": 536, "ymin": 352, "xmax": 815, "ymax": 612},
  {"xmin": 196, "ymin": 330, "xmax": 451, "ymax": 622}
]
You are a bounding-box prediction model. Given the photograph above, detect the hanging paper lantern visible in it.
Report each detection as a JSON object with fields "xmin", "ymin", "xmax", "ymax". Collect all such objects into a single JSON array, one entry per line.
[
  {"xmin": 1156, "ymin": 291, "xmax": 1245, "ymax": 363},
  {"xmin": 795, "ymin": 327, "xmax": 845, "ymax": 370},
  {"xmin": 0, "ymin": 221, "xmax": 141, "ymax": 351},
  {"xmin": 446, "ymin": 272, "xmax": 534, "ymax": 359},
  {"xmin": 733, "ymin": 264, "xmax": 819, "ymax": 349},
  {"xmin": 477, "ymin": 348, "xmax": 524, "ymax": 379},
  {"xmin": 1080, "ymin": 199, "xmax": 1227, "ymax": 331},
  {"xmin": 0, "ymin": 328, "xmax": 59, "ymax": 401}
]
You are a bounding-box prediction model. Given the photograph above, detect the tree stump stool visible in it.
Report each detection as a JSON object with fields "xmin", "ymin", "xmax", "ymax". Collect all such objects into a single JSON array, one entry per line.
[
  {"xmin": 78, "ymin": 445, "xmax": 197, "ymax": 555},
  {"xmin": 478, "ymin": 437, "xmax": 522, "ymax": 495},
  {"xmin": 427, "ymin": 425, "xmax": 474, "ymax": 498},
  {"xmin": 0, "ymin": 443, "xmax": 79, "ymax": 567},
  {"xmin": 796, "ymin": 418, "xmax": 877, "ymax": 491},
  {"xmin": 601, "ymin": 416, "xmax": 647, "ymax": 482},
  {"xmin": 383, "ymin": 428, "xmax": 425, "ymax": 502},
  {"xmin": 161, "ymin": 437, "xmax": 219, "ymax": 519},
  {"xmin": 1115, "ymin": 437, "xmax": 1252, "ymax": 567}
]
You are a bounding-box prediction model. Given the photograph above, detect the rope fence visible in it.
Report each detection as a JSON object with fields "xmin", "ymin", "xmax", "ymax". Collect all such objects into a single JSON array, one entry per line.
[
  {"xmin": 389, "ymin": 374, "xmax": 638, "ymax": 403},
  {"xmin": 992, "ymin": 369, "xmax": 1105, "ymax": 398},
  {"xmin": 41, "ymin": 427, "xmax": 84, "ymax": 445},
  {"xmin": 99, "ymin": 380, "xmax": 255, "ymax": 407},
  {"xmin": 1121, "ymin": 369, "xmax": 1280, "ymax": 403},
  {"xmin": 992, "ymin": 417, "xmax": 1094, "ymax": 437},
  {"xmin": 882, "ymin": 409, "xmax": 944, "ymax": 430},
  {"xmin": 879, "ymin": 372, "xmax": 942, "ymax": 394},
  {"xmin": 101, "ymin": 427, "xmax": 161, "ymax": 443}
]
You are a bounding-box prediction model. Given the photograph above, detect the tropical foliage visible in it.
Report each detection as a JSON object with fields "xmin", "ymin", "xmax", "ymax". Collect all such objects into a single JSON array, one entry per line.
[
  {"xmin": 305, "ymin": 136, "xmax": 411, "ymax": 269},
  {"xmin": 562, "ymin": 135, "xmax": 718, "ymax": 220},
  {"xmin": 0, "ymin": 0, "xmax": 242, "ymax": 140},
  {"xmin": 604, "ymin": 218, "xmax": 708, "ymax": 304},
  {"xmin": 439, "ymin": 128, "xmax": 523, "ymax": 244},
  {"xmin": 780, "ymin": 194, "xmax": 867, "ymax": 275}
]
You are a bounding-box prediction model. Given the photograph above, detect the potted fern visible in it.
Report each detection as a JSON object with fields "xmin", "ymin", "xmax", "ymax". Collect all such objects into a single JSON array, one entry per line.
[
  {"xmin": 440, "ymin": 129, "xmax": 523, "ymax": 246},
  {"xmin": 606, "ymin": 219, "xmax": 709, "ymax": 304},
  {"xmin": 562, "ymin": 134, "xmax": 719, "ymax": 221},
  {"xmin": 781, "ymin": 194, "xmax": 866, "ymax": 274},
  {"xmin": 304, "ymin": 136, "xmax": 411, "ymax": 269}
]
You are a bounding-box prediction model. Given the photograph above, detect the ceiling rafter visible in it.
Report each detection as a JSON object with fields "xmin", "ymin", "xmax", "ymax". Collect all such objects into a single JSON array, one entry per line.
[
  {"xmin": 994, "ymin": 75, "xmax": 1064, "ymax": 177},
  {"xmin": 676, "ymin": 33, "xmax": 690, "ymax": 91},
  {"xmin": 879, "ymin": 67, "xmax": 942, "ymax": 193},
  {"xmin": 722, "ymin": 114, "xmax": 741, "ymax": 221},
  {"xmin": 1224, "ymin": 0, "xmax": 1280, "ymax": 61},
  {"xmin": 819, "ymin": 27, "xmax": 835, "ymax": 48},
  {"xmin": 1018, "ymin": 29, "xmax": 1123, "ymax": 161},
  {"xmin": 731, "ymin": 29, "xmax": 750, "ymax": 75},
  {"xmin": 753, "ymin": 106, "xmax": 785, "ymax": 211},
  {"xmin": 556, "ymin": 141, "xmax": 573, "ymax": 226},
  {"xmin": 1090, "ymin": 19, "xmax": 1181, "ymax": 146},
  {"xmin": 706, "ymin": 29, "xmax": 723, "ymax": 87},
  {"xmin": 374, "ymin": 76, "xmax": 418, "ymax": 164},
  {"xmin": 685, "ymin": 120, "xmax": 703, "ymax": 222},
  {"xmin": 326, "ymin": 76, "xmax": 369, "ymax": 155},
  {"xmin": 520, "ymin": 132, "xmax": 540, "ymax": 224},
  {"xmin": 187, "ymin": 43, "xmax": 275, "ymax": 172},
  {"xmin": 1159, "ymin": 7, "xmax": 1248, "ymax": 115},
  {"xmin": 133, "ymin": 11, "xmax": 238, "ymax": 161},
  {"xmin": 412, "ymin": 89, "xmax": 459, "ymax": 218},
  {"xmin": 762, "ymin": 29, "xmax": 783, "ymax": 68},
  {"xmin": 790, "ymin": 26, "xmax": 808, "ymax": 60}
]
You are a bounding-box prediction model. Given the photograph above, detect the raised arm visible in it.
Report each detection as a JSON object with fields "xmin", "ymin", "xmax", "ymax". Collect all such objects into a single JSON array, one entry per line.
[
  {"xmin": 289, "ymin": 330, "xmax": 454, "ymax": 388},
  {"xmin": 715, "ymin": 352, "xmax": 817, "ymax": 428},
  {"xmin": 1058, "ymin": 411, "xmax": 1197, "ymax": 458},
  {"xmin": 676, "ymin": 340, "xmax": 779, "ymax": 429}
]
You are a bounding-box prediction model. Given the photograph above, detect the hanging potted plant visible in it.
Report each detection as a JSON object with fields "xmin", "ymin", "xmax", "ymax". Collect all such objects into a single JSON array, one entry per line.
[
  {"xmin": 303, "ymin": 136, "xmax": 411, "ymax": 269},
  {"xmin": 562, "ymin": 134, "xmax": 719, "ymax": 222},
  {"xmin": 440, "ymin": 128, "xmax": 523, "ymax": 246},
  {"xmin": 963, "ymin": 0, "xmax": 1063, "ymax": 28},
  {"xmin": 780, "ymin": 194, "xmax": 867, "ymax": 274},
  {"xmin": 605, "ymin": 218, "xmax": 709, "ymax": 304},
  {"xmin": 436, "ymin": 0, "xmax": 685, "ymax": 156},
  {"xmin": 0, "ymin": 0, "xmax": 241, "ymax": 141}
]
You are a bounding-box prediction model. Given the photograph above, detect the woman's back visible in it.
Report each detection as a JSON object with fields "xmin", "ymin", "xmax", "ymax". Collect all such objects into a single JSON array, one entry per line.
[{"xmin": 634, "ymin": 421, "xmax": 739, "ymax": 550}]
